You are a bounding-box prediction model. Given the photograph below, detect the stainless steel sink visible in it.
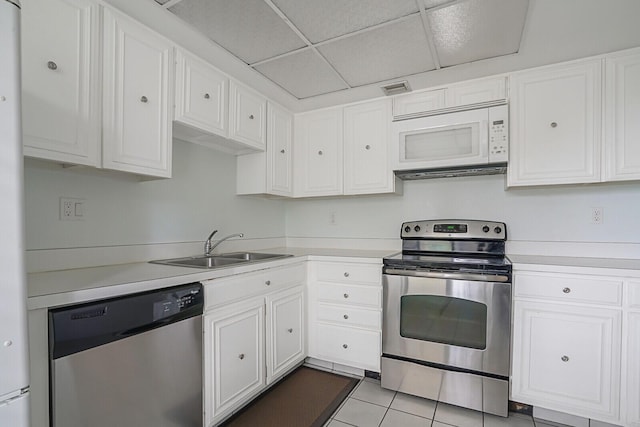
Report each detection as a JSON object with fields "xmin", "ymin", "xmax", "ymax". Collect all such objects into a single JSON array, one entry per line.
[{"xmin": 150, "ymin": 252, "xmax": 292, "ymax": 269}]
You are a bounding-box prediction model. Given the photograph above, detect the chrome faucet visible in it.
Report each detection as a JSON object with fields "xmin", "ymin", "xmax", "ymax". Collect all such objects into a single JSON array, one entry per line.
[{"xmin": 204, "ymin": 230, "xmax": 244, "ymax": 256}]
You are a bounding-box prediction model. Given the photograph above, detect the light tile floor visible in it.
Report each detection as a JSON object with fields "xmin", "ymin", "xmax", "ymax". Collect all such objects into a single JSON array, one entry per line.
[{"xmin": 325, "ymin": 377, "xmax": 547, "ymax": 427}]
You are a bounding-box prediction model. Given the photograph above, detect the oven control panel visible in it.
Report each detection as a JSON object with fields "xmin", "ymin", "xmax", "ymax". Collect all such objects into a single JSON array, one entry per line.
[{"xmin": 401, "ymin": 219, "xmax": 506, "ymax": 240}]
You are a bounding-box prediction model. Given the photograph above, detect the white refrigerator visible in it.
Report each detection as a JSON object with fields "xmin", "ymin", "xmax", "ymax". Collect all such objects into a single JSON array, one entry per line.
[{"xmin": 0, "ymin": 0, "xmax": 31, "ymax": 425}]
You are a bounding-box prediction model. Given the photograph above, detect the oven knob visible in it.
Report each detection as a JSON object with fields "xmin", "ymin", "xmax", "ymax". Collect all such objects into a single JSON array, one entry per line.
[
  {"xmin": 494, "ymin": 226, "xmax": 502, "ymax": 234},
  {"xmin": 404, "ymin": 226, "xmax": 411, "ymax": 233},
  {"xmin": 414, "ymin": 225, "xmax": 421, "ymax": 232},
  {"xmin": 482, "ymin": 226, "xmax": 490, "ymax": 233}
]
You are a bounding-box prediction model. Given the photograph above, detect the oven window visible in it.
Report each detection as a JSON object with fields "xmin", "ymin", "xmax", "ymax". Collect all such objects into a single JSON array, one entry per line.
[{"xmin": 400, "ymin": 295, "xmax": 487, "ymax": 350}]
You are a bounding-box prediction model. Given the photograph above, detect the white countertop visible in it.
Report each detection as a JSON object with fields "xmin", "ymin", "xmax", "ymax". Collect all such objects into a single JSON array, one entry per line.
[
  {"xmin": 27, "ymin": 247, "xmax": 393, "ymax": 310},
  {"xmin": 509, "ymin": 254, "xmax": 640, "ymax": 277}
]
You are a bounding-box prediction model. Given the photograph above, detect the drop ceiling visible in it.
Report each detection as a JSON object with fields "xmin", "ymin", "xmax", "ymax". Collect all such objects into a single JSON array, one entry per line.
[{"xmin": 154, "ymin": 0, "xmax": 529, "ymax": 100}]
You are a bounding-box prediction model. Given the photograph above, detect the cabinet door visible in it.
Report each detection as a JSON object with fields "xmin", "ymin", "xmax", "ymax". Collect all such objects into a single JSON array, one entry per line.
[
  {"xmin": 267, "ymin": 102, "xmax": 293, "ymax": 196},
  {"xmin": 392, "ymin": 89, "xmax": 446, "ymax": 119},
  {"xmin": 266, "ymin": 286, "xmax": 305, "ymax": 384},
  {"xmin": 512, "ymin": 301, "xmax": 621, "ymax": 421},
  {"xmin": 446, "ymin": 77, "xmax": 507, "ymax": 108},
  {"xmin": 627, "ymin": 311, "xmax": 640, "ymax": 427},
  {"xmin": 294, "ymin": 108, "xmax": 343, "ymax": 197},
  {"xmin": 102, "ymin": 7, "xmax": 173, "ymax": 178},
  {"xmin": 174, "ymin": 49, "xmax": 227, "ymax": 138},
  {"xmin": 605, "ymin": 50, "xmax": 640, "ymax": 181},
  {"xmin": 204, "ymin": 298, "xmax": 265, "ymax": 426},
  {"xmin": 21, "ymin": 0, "xmax": 100, "ymax": 166},
  {"xmin": 229, "ymin": 81, "xmax": 266, "ymax": 150},
  {"xmin": 344, "ymin": 99, "xmax": 396, "ymax": 195},
  {"xmin": 509, "ymin": 60, "xmax": 602, "ymax": 186}
]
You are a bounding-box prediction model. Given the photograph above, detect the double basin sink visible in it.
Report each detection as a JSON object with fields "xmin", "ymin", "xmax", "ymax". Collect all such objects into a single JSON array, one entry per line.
[{"xmin": 151, "ymin": 252, "xmax": 293, "ymax": 269}]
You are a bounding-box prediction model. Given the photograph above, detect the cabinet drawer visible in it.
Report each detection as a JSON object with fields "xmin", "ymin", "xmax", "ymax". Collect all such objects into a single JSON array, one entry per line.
[
  {"xmin": 514, "ymin": 272, "xmax": 622, "ymax": 306},
  {"xmin": 205, "ymin": 263, "xmax": 305, "ymax": 309},
  {"xmin": 316, "ymin": 283, "xmax": 381, "ymax": 308},
  {"xmin": 629, "ymin": 281, "xmax": 640, "ymax": 309},
  {"xmin": 315, "ymin": 324, "xmax": 380, "ymax": 371},
  {"xmin": 317, "ymin": 303, "xmax": 380, "ymax": 329},
  {"xmin": 315, "ymin": 262, "xmax": 381, "ymax": 285}
]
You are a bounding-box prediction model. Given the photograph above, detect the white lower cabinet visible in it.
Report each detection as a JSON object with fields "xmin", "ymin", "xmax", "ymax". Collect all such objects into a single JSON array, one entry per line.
[
  {"xmin": 202, "ymin": 264, "xmax": 306, "ymax": 426},
  {"xmin": 308, "ymin": 260, "xmax": 382, "ymax": 372},
  {"xmin": 625, "ymin": 281, "xmax": 640, "ymax": 427},
  {"xmin": 512, "ymin": 270, "xmax": 625, "ymax": 424}
]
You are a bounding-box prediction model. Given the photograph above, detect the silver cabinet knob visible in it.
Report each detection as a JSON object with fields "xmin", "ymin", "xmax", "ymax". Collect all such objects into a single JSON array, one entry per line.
[
  {"xmin": 343, "ymin": 293, "xmax": 349, "ymax": 299},
  {"xmin": 344, "ymin": 272, "xmax": 350, "ymax": 277},
  {"xmin": 249, "ymin": 114, "xmax": 254, "ymax": 120},
  {"xmin": 140, "ymin": 96, "xmax": 148, "ymax": 103},
  {"xmin": 265, "ymin": 280, "xmax": 271, "ymax": 286},
  {"xmin": 550, "ymin": 122, "xmax": 558, "ymax": 128},
  {"xmin": 563, "ymin": 287, "xmax": 571, "ymax": 294},
  {"xmin": 287, "ymin": 328, "xmax": 293, "ymax": 333},
  {"xmin": 318, "ymin": 150, "xmax": 323, "ymax": 155},
  {"xmin": 204, "ymin": 93, "xmax": 210, "ymax": 99},
  {"xmin": 342, "ymin": 344, "xmax": 348, "ymax": 349},
  {"xmin": 239, "ymin": 353, "xmax": 245, "ymax": 360},
  {"xmin": 561, "ymin": 355, "xmax": 569, "ymax": 362},
  {"xmin": 343, "ymin": 314, "xmax": 349, "ymax": 320},
  {"xmin": 3, "ymin": 340, "xmax": 12, "ymax": 347},
  {"xmin": 280, "ymin": 149, "xmax": 285, "ymax": 154},
  {"xmin": 47, "ymin": 61, "xmax": 58, "ymax": 70},
  {"xmin": 365, "ymin": 145, "xmax": 371, "ymax": 150}
]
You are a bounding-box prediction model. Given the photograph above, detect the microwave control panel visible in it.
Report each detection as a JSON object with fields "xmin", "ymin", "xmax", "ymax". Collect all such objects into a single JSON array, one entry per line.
[{"xmin": 488, "ymin": 105, "xmax": 508, "ymax": 163}]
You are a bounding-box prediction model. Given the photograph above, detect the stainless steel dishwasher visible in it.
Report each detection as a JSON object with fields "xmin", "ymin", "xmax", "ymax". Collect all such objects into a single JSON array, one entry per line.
[{"xmin": 48, "ymin": 282, "xmax": 204, "ymax": 427}]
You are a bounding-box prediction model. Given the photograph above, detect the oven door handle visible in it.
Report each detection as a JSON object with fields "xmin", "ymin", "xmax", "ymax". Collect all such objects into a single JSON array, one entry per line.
[{"xmin": 383, "ymin": 268, "xmax": 510, "ymax": 283}]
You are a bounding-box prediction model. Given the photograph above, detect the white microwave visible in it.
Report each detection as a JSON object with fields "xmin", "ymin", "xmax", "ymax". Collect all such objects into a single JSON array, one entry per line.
[{"xmin": 392, "ymin": 105, "xmax": 508, "ymax": 173}]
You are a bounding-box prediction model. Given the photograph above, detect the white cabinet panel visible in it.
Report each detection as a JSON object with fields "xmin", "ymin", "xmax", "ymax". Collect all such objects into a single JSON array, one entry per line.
[
  {"xmin": 514, "ymin": 272, "xmax": 622, "ymax": 306},
  {"xmin": 229, "ymin": 81, "xmax": 266, "ymax": 150},
  {"xmin": 512, "ymin": 301, "xmax": 621, "ymax": 421},
  {"xmin": 21, "ymin": 0, "xmax": 100, "ymax": 166},
  {"xmin": 344, "ymin": 99, "xmax": 396, "ymax": 195},
  {"xmin": 267, "ymin": 103, "xmax": 293, "ymax": 196},
  {"xmin": 316, "ymin": 283, "xmax": 381, "ymax": 308},
  {"xmin": 266, "ymin": 286, "xmax": 305, "ymax": 384},
  {"xmin": 315, "ymin": 324, "xmax": 381, "ymax": 372},
  {"xmin": 509, "ymin": 60, "xmax": 602, "ymax": 186},
  {"xmin": 294, "ymin": 107, "xmax": 343, "ymax": 197},
  {"xmin": 174, "ymin": 48, "xmax": 227, "ymax": 138},
  {"xmin": 102, "ymin": 7, "xmax": 173, "ymax": 178},
  {"xmin": 626, "ymin": 311, "xmax": 640, "ymax": 427},
  {"xmin": 605, "ymin": 50, "xmax": 640, "ymax": 181},
  {"xmin": 204, "ymin": 297, "xmax": 265, "ymax": 427},
  {"xmin": 446, "ymin": 77, "xmax": 507, "ymax": 107},
  {"xmin": 392, "ymin": 89, "xmax": 446, "ymax": 119}
]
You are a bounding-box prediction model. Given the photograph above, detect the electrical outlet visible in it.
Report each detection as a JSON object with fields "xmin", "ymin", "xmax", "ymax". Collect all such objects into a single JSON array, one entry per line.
[
  {"xmin": 329, "ymin": 212, "xmax": 337, "ymax": 225},
  {"xmin": 60, "ymin": 197, "xmax": 85, "ymax": 221},
  {"xmin": 591, "ymin": 207, "xmax": 603, "ymax": 224}
]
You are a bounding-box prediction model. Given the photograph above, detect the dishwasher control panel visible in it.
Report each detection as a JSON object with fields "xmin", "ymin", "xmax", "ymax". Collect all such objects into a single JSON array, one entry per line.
[{"xmin": 153, "ymin": 285, "xmax": 202, "ymax": 320}]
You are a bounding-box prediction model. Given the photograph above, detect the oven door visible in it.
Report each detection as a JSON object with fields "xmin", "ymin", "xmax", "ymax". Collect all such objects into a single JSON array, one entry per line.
[{"xmin": 382, "ymin": 269, "xmax": 511, "ymax": 378}]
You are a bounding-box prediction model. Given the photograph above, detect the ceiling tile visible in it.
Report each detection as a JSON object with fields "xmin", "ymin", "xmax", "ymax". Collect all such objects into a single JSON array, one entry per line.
[
  {"xmin": 254, "ymin": 50, "xmax": 349, "ymax": 99},
  {"xmin": 271, "ymin": 0, "xmax": 419, "ymax": 43},
  {"xmin": 169, "ymin": 0, "xmax": 306, "ymax": 64},
  {"xmin": 427, "ymin": 0, "xmax": 529, "ymax": 67},
  {"xmin": 422, "ymin": 0, "xmax": 456, "ymax": 9},
  {"xmin": 318, "ymin": 16, "xmax": 436, "ymax": 87}
]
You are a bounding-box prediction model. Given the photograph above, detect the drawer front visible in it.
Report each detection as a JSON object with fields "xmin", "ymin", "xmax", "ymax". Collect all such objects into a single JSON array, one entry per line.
[
  {"xmin": 315, "ymin": 262, "xmax": 381, "ymax": 285},
  {"xmin": 317, "ymin": 303, "xmax": 381, "ymax": 329},
  {"xmin": 315, "ymin": 324, "xmax": 381, "ymax": 371},
  {"xmin": 629, "ymin": 281, "xmax": 640, "ymax": 309},
  {"xmin": 514, "ymin": 272, "xmax": 622, "ymax": 306},
  {"xmin": 205, "ymin": 263, "xmax": 305, "ymax": 309},
  {"xmin": 316, "ymin": 283, "xmax": 382, "ymax": 308}
]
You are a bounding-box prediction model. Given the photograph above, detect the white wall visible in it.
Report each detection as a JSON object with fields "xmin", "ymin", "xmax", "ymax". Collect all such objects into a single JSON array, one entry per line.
[
  {"xmin": 24, "ymin": 140, "xmax": 286, "ymax": 250},
  {"xmin": 284, "ymin": 175, "xmax": 640, "ymax": 245}
]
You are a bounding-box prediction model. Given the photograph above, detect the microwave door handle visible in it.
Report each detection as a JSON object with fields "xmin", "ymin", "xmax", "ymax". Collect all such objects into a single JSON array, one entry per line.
[
  {"xmin": 384, "ymin": 268, "xmax": 510, "ymax": 283},
  {"xmin": 480, "ymin": 119, "xmax": 489, "ymax": 159}
]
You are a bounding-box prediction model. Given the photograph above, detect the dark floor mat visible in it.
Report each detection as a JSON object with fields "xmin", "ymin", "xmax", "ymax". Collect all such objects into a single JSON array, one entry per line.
[{"xmin": 220, "ymin": 366, "xmax": 359, "ymax": 427}]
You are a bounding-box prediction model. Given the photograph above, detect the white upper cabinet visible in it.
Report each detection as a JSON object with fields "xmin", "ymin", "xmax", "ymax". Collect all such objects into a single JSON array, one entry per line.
[
  {"xmin": 21, "ymin": 0, "xmax": 100, "ymax": 166},
  {"xmin": 508, "ymin": 60, "xmax": 602, "ymax": 186},
  {"xmin": 392, "ymin": 76, "xmax": 506, "ymax": 120},
  {"xmin": 343, "ymin": 99, "xmax": 397, "ymax": 195},
  {"xmin": 229, "ymin": 81, "xmax": 267, "ymax": 151},
  {"xmin": 174, "ymin": 48, "xmax": 227, "ymax": 139},
  {"xmin": 294, "ymin": 107, "xmax": 344, "ymax": 197},
  {"xmin": 605, "ymin": 49, "xmax": 640, "ymax": 182},
  {"xmin": 102, "ymin": 7, "xmax": 174, "ymax": 178},
  {"xmin": 236, "ymin": 101, "xmax": 293, "ymax": 196}
]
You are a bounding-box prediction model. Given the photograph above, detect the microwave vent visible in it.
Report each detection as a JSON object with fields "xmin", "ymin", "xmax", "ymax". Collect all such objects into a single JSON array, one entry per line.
[
  {"xmin": 381, "ymin": 81, "xmax": 411, "ymax": 96},
  {"xmin": 395, "ymin": 163, "xmax": 507, "ymax": 180}
]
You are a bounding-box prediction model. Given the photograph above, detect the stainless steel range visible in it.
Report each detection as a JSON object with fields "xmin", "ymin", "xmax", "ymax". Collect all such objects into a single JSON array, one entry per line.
[{"xmin": 381, "ymin": 219, "xmax": 511, "ymax": 417}]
